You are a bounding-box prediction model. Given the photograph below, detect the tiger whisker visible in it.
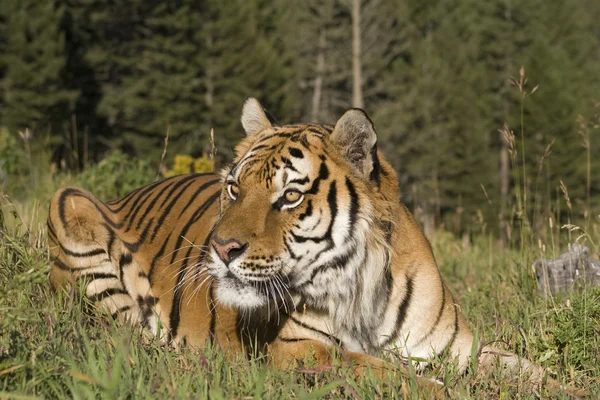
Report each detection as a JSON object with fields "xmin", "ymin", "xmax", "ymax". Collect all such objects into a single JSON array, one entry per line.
[
  {"xmin": 186, "ymin": 274, "xmax": 213, "ymax": 306},
  {"xmin": 274, "ymin": 273, "xmax": 295, "ymax": 312},
  {"xmin": 165, "ymin": 257, "xmax": 207, "ymax": 282},
  {"xmin": 161, "ymin": 243, "xmax": 204, "ymax": 262},
  {"xmin": 178, "ymin": 264, "xmax": 211, "ymax": 299},
  {"xmin": 271, "ymin": 277, "xmax": 288, "ymax": 315},
  {"xmin": 268, "ymin": 280, "xmax": 280, "ymax": 325},
  {"xmin": 178, "ymin": 269, "xmax": 209, "ymax": 298},
  {"xmin": 263, "ymin": 281, "xmax": 271, "ymax": 321},
  {"xmin": 176, "ymin": 264, "xmax": 208, "ymax": 287},
  {"xmin": 275, "ymin": 274, "xmax": 292, "ymax": 314},
  {"xmin": 160, "ymin": 265, "xmax": 206, "ymax": 300},
  {"xmin": 180, "ymin": 236, "xmax": 210, "ymax": 254}
]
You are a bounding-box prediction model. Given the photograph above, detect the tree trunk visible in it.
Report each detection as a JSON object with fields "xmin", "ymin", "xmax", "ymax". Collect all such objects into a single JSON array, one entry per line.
[
  {"xmin": 311, "ymin": 28, "xmax": 325, "ymax": 122},
  {"xmin": 351, "ymin": 0, "xmax": 363, "ymax": 109}
]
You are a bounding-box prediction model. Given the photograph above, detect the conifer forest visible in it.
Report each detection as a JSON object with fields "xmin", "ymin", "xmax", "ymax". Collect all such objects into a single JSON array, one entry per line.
[{"xmin": 1, "ymin": 0, "xmax": 599, "ymax": 237}]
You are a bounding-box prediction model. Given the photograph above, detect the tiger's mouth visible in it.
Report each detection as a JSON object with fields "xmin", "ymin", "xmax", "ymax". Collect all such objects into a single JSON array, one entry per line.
[{"xmin": 206, "ymin": 251, "xmax": 296, "ymax": 311}]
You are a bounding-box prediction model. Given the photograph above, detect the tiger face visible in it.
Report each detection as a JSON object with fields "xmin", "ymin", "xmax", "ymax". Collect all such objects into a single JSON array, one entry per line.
[{"xmin": 207, "ymin": 98, "xmax": 396, "ymax": 313}]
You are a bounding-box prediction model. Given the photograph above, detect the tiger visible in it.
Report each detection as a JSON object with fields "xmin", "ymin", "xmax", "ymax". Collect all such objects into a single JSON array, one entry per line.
[
  {"xmin": 48, "ymin": 106, "xmax": 438, "ymax": 393},
  {"xmin": 47, "ymin": 98, "xmax": 584, "ymax": 397}
]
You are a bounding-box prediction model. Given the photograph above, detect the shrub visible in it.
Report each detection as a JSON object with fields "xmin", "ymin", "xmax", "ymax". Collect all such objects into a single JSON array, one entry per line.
[{"xmin": 72, "ymin": 151, "xmax": 157, "ymax": 201}]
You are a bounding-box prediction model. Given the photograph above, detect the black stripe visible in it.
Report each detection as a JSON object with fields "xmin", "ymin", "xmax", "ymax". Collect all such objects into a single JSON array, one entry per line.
[
  {"xmin": 132, "ymin": 181, "xmax": 177, "ymax": 231},
  {"xmin": 107, "ymin": 174, "xmax": 190, "ymax": 211},
  {"xmin": 52, "ymin": 258, "xmax": 72, "ymax": 271},
  {"xmin": 294, "ymin": 134, "xmax": 312, "ymax": 150},
  {"xmin": 47, "ymin": 221, "xmax": 58, "ymax": 241},
  {"xmin": 306, "ymin": 163, "xmax": 329, "ymax": 195},
  {"xmin": 121, "ymin": 181, "xmax": 166, "ymax": 228},
  {"xmin": 289, "ymin": 148, "xmax": 304, "ymax": 159},
  {"xmin": 108, "ymin": 178, "xmax": 167, "ymax": 212},
  {"xmin": 280, "ymin": 156, "xmax": 299, "ymax": 173},
  {"xmin": 62, "ymin": 246, "xmax": 105, "ymax": 258},
  {"xmin": 290, "ymin": 176, "xmax": 310, "ymax": 185},
  {"xmin": 177, "ymin": 180, "xmax": 220, "ymax": 218},
  {"xmin": 52, "ymin": 257, "xmax": 97, "ymax": 272},
  {"xmin": 299, "ymin": 244, "xmax": 358, "ymax": 288},
  {"xmin": 345, "ymin": 178, "xmax": 359, "ymax": 230},
  {"xmin": 169, "ymin": 245, "xmax": 194, "ymax": 339},
  {"xmin": 383, "ymin": 276, "xmax": 414, "ymax": 347},
  {"xmin": 105, "ymin": 226, "xmax": 115, "ymax": 260},
  {"xmin": 256, "ymin": 132, "xmax": 294, "ymax": 144},
  {"xmin": 167, "ymin": 192, "xmax": 220, "ymax": 268},
  {"xmin": 77, "ymin": 272, "xmax": 118, "ymax": 281},
  {"xmin": 149, "ymin": 179, "xmax": 219, "ymax": 243},
  {"xmin": 148, "ymin": 233, "xmax": 172, "ymax": 284},
  {"xmin": 321, "ymin": 124, "xmax": 334, "ymax": 133},
  {"xmin": 290, "ymin": 180, "xmax": 337, "ymax": 244},
  {"xmin": 107, "ymin": 185, "xmax": 144, "ymax": 206},
  {"xmin": 123, "ymin": 175, "xmax": 204, "ymax": 230},
  {"xmin": 277, "ymin": 337, "xmax": 310, "ymax": 343},
  {"xmin": 192, "ymin": 192, "xmax": 220, "ymax": 224},
  {"xmin": 249, "ymin": 144, "xmax": 271, "ymax": 151},
  {"xmin": 447, "ymin": 305, "xmax": 460, "ymax": 350},
  {"xmin": 156, "ymin": 175, "xmax": 203, "ymax": 211},
  {"xmin": 169, "ymin": 222, "xmax": 214, "ymax": 341},
  {"xmin": 283, "ymin": 237, "xmax": 299, "ymax": 260},
  {"xmin": 415, "ymin": 281, "xmax": 446, "ymax": 347},
  {"xmin": 122, "ymin": 217, "xmax": 155, "ymax": 253},
  {"xmin": 437, "ymin": 304, "xmax": 460, "ymax": 359},
  {"xmin": 88, "ymin": 287, "xmax": 128, "ymax": 303},
  {"xmin": 110, "ymin": 305, "xmax": 132, "ymax": 319},
  {"xmin": 306, "ymin": 127, "xmax": 326, "ymax": 136},
  {"xmin": 369, "ymin": 145, "xmax": 381, "ymax": 186},
  {"xmin": 59, "ymin": 190, "xmax": 120, "ymax": 230},
  {"xmin": 298, "ymin": 200, "xmax": 313, "ymax": 221},
  {"xmin": 289, "ymin": 316, "xmax": 343, "ymax": 347},
  {"xmin": 119, "ymin": 253, "xmax": 133, "ymax": 285},
  {"xmin": 49, "ymin": 214, "xmax": 108, "ymax": 258}
]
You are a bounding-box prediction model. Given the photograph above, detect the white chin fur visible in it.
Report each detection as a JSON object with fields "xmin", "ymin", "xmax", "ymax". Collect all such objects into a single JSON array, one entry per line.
[{"xmin": 215, "ymin": 278, "xmax": 267, "ymax": 309}]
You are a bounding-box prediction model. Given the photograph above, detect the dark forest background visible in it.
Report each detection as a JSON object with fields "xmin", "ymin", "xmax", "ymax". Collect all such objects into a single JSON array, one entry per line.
[{"xmin": 1, "ymin": 0, "xmax": 599, "ymax": 239}]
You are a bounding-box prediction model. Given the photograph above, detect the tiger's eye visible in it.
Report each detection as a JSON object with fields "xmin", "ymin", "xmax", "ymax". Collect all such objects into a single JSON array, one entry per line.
[
  {"xmin": 227, "ymin": 183, "xmax": 239, "ymax": 200},
  {"xmin": 284, "ymin": 190, "xmax": 302, "ymax": 203}
]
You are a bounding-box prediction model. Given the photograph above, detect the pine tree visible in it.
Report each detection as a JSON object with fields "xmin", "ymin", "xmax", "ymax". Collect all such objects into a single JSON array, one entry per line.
[
  {"xmin": 192, "ymin": 0, "xmax": 293, "ymax": 160},
  {"xmin": 0, "ymin": 1, "xmax": 77, "ymax": 136}
]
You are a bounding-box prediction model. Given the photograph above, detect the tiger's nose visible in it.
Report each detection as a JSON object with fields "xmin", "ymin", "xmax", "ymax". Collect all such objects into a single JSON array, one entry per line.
[{"xmin": 211, "ymin": 237, "xmax": 248, "ymax": 265}]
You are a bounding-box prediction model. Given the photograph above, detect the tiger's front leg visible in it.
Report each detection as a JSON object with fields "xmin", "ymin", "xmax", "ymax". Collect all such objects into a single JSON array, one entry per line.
[{"xmin": 263, "ymin": 308, "xmax": 445, "ymax": 398}]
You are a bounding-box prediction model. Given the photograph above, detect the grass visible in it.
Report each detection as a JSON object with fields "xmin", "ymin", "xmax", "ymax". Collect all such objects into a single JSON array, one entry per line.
[{"xmin": 0, "ymin": 197, "xmax": 598, "ymax": 399}]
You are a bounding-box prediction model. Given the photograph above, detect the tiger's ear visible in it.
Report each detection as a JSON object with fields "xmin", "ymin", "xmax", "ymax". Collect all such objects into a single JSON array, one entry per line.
[
  {"xmin": 241, "ymin": 97, "xmax": 272, "ymax": 136},
  {"xmin": 330, "ymin": 109, "xmax": 380, "ymax": 183}
]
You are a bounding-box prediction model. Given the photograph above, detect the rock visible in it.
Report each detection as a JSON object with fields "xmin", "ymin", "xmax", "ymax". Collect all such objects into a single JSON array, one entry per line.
[{"xmin": 533, "ymin": 243, "xmax": 600, "ymax": 296}]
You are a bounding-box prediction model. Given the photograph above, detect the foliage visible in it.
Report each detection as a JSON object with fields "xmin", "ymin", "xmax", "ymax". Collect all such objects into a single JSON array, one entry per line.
[
  {"xmin": 0, "ymin": 1, "xmax": 78, "ymax": 135},
  {"xmin": 72, "ymin": 151, "xmax": 157, "ymax": 201},
  {"xmin": 541, "ymin": 287, "xmax": 600, "ymax": 372}
]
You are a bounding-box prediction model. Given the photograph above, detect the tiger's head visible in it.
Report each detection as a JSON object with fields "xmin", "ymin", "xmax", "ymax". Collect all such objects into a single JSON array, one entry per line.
[{"xmin": 206, "ymin": 98, "xmax": 399, "ymax": 312}]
